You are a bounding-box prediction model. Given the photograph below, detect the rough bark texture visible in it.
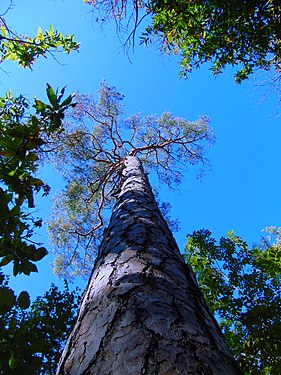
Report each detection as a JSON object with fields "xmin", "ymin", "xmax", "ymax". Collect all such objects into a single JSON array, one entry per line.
[{"xmin": 56, "ymin": 156, "xmax": 242, "ymax": 375}]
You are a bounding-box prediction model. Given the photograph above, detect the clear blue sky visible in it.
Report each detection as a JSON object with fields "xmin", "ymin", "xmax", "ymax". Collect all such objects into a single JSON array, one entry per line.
[{"xmin": 2, "ymin": 0, "xmax": 281, "ymax": 297}]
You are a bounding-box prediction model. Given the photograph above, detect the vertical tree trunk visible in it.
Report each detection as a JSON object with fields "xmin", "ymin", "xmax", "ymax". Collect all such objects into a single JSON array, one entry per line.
[{"xmin": 56, "ymin": 156, "xmax": 242, "ymax": 375}]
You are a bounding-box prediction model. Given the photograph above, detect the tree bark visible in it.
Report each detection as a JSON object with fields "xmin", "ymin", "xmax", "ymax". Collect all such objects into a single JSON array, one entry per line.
[{"xmin": 56, "ymin": 156, "xmax": 242, "ymax": 375}]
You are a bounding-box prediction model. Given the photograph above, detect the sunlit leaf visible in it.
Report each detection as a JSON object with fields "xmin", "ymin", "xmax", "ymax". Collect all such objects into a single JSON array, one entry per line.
[{"xmin": 46, "ymin": 84, "xmax": 58, "ymax": 108}]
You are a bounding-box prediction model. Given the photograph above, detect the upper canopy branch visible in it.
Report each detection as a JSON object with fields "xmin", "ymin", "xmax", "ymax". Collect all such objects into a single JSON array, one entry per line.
[{"xmin": 48, "ymin": 82, "xmax": 214, "ymax": 279}]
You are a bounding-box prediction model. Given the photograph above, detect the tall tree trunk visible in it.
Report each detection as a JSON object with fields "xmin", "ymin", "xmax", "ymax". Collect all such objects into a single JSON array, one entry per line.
[{"xmin": 56, "ymin": 156, "xmax": 242, "ymax": 375}]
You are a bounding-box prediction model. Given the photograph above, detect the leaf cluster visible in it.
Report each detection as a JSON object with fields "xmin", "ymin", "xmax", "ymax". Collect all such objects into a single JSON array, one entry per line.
[
  {"xmin": 142, "ymin": 0, "xmax": 281, "ymax": 83},
  {"xmin": 84, "ymin": 0, "xmax": 281, "ymax": 83},
  {"xmin": 0, "ymin": 273, "xmax": 81, "ymax": 375},
  {"xmin": 0, "ymin": 85, "xmax": 75, "ymax": 278},
  {"xmin": 185, "ymin": 228, "xmax": 281, "ymax": 374},
  {"xmin": 0, "ymin": 21, "xmax": 79, "ymax": 69}
]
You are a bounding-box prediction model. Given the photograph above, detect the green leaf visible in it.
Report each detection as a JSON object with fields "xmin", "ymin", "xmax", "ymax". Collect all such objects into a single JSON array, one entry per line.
[
  {"xmin": 25, "ymin": 152, "xmax": 39, "ymax": 162},
  {"xmin": 29, "ymin": 177, "xmax": 44, "ymax": 186},
  {"xmin": 0, "ymin": 255, "xmax": 13, "ymax": 267},
  {"xmin": 29, "ymin": 247, "xmax": 48, "ymax": 262},
  {"xmin": 57, "ymin": 86, "xmax": 66, "ymax": 103},
  {"xmin": 49, "ymin": 24, "xmax": 55, "ymax": 35},
  {"xmin": 17, "ymin": 291, "xmax": 31, "ymax": 310},
  {"xmin": 9, "ymin": 354, "xmax": 17, "ymax": 370},
  {"xmin": 0, "ymin": 149, "xmax": 14, "ymax": 157},
  {"xmin": 22, "ymin": 261, "xmax": 38, "ymax": 275},
  {"xmin": 0, "ymin": 286, "xmax": 16, "ymax": 313},
  {"xmin": 46, "ymin": 83, "xmax": 58, "ymax": 108},
  {"xmin": 60, "ymin": 94, "xmax": 74, "ymax": 107},
  {"xmin": 34, "ymin": 98, "xmax": 46, "ymax": 114}
]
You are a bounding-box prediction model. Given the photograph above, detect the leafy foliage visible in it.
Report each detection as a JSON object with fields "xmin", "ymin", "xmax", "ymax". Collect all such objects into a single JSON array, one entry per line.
[
  {"xmin": 143, "ymin": 0, "xmax": 281, "ymax": 82},
  {"xmin": 0, "ymin": 87, "xmax": 76, "ymax": 372},
  {"xmin": 184, "ymin": 227, "xmax": 281, "ymax": 374},
  {"xmin": 0, "ymin": 86, "xmax": 75, "ymax": 278},
  {"xmin": 0, "ymin": 18, "xmax": 79, "ymax": 68},
  {"xmin": 0, "ymin": 273, "xmax": 81, "ymax": 375},
  {"xmin": 84, "ymin": 0, "xmax": 281, "ymax": 83},
  {"xmin": 0, "ymin": 1, "xmax": 77, "ymax": 280},
  {"xmin": 0, "ymin": 4, "xmax": 81, "ymax": 373},
  {"xmin": 48, "ymin": 82, "xmax": 213, "ymax": 279}
]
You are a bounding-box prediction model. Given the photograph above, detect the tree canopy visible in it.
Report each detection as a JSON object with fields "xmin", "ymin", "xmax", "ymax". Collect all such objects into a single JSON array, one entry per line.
[
  {"xmin": 47, "ymin": 82, "xmax": 214, "ymax": 279},
  {"xmin": 84, "ymin": 0, "xmax": 281, "ymax": 83},
  {"xmin": 184, "ymin": 227, "xmax": 281, "ymax": 374},
  {"xmin": 144, "ymin": 0, "xmax": 281, "ymax": 83}
]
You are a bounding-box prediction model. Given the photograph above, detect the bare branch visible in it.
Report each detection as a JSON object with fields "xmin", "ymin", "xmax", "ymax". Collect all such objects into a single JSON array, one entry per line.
[{"xmin": 0, "ymin": 1, "xmax": 14, "ymax": 18}]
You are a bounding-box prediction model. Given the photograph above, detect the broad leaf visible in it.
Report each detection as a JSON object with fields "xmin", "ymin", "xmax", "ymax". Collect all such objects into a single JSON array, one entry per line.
[{"xmin": 17, "ymin": 291, "xmax": 31, "ymax": 310}]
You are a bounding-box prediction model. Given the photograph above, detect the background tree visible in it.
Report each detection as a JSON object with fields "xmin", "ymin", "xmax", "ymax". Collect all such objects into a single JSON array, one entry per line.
[
  {"xmin": 0, "ymin": 272, "xmax": 81, "ymax": 375},
  {"xmin": 48, "ymin": 82, "xmax": 214, "ymax": 279},
  {"xmin": 184, "ymin": 227, "xmax": 281, "ymax": 374},
  {"xmin": 84, "ymin": 0, "xmax": 281, "ymax": 84},
  {"xmin": 143, "ymin": 0, "xmax": 281, "ymax": 83}
]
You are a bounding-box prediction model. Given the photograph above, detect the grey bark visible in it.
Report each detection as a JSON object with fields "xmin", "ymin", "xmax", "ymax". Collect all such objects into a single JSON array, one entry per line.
[{"xmin": 56, "ymin": 156, "xmax": 242, "ymax": 375}]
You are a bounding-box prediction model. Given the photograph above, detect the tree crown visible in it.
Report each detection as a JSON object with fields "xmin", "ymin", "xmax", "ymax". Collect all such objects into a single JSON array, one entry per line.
[
  {"xmin": 48, "ymin": 82, "xmax": 214, "ymax": 279},
  {"xmin": 84, "ymin": 0, "xmax": 281, "ymax": 84},
  {"xmin": 185, "ymin": 227, "xmax": 281, "ymax": 374}
]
